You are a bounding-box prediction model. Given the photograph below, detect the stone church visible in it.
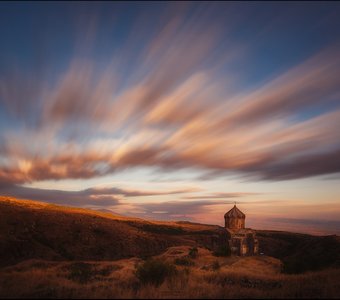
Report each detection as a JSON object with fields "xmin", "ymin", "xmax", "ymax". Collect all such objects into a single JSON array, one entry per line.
[{"xmin": 224, "ymin": 204, "xmax": 259, "ymax": 256}]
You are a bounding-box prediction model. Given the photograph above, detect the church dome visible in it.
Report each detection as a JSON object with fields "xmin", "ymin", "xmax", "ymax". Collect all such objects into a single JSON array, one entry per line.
[{"xmin": 224, "ymin": 204, "xmax": 245, "ymax": 219}]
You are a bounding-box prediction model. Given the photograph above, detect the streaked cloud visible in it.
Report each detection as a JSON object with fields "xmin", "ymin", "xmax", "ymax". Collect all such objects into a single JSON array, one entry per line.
[
  {"xmin": 127, "ymin": 199, "xmax": 235, "ymax": 221},
  {"xmin": 1, "ymin": 3, "xmax": 339, "ymax": 183},
  {"xmin": 0, "ymin": 185, "xmax": 120, "ymax": 207},
  {"xmin": 0, "ymin": 184, "xmax": 199, "ymax": 207},
  {"xmin": 183, "ymin": 192, "xmax": 261, "ymax": 199},
  {"xmin": 0, "ymin": 2, "xmax": 340, "ymax": 234},
  {"xmin": 249, "ymin": 217, "xmax": 340, "ymax": 236}
]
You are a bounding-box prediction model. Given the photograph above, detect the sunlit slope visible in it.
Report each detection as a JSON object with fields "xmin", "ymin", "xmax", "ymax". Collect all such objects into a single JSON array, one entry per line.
[{"xmin": 0, "ymin": 197, "xmax": 226, "ymax": 267}]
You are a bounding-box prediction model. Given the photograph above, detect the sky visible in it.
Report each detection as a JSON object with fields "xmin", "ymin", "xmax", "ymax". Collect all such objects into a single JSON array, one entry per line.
[{"xmin": 0, "ymin": 2, "xmax": 340, "ymax": 235}]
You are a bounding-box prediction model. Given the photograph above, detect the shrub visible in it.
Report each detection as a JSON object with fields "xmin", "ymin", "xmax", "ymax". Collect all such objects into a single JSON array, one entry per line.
[
  {"xmin": 212, "ymin": 260, "xmax": 220, "ymax": 271},
  {"xmin": 188, "ymin": 247, "xmax": 198, "ymax": 259},
  {"xmin": 138, "ymin": 254, "xmax": 152, "ymax": 261},
  {"xmin": 66, "ymin": 262, "xmax": 121, "ymax": 283},
  {"xmin": 140, "ymin": 224, "xmax": 184, "ymax": 235},
  {"xmin": 174, "ymin": 256, "xmax": 194, "ymax": 266},
  {"xmin": 135, "ymin": 259, "xmax": 177, "ymax": 287},
  {"xmin": 67, "ymin": 262, "xmax": 94, "ymax": 284},
  {"xmin": 97, "ymin": 265, "xmax": 121, "ymax": 276}
]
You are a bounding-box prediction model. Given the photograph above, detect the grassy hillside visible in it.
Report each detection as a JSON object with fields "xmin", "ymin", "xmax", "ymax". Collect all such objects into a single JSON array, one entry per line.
[
  {"xmin": 0, "ymin": 197, "xmax": 228, "ymax": 267},
  {"xmin": 1, "ymin": 196, "xmax": 340, "ymax": 274},
  {"xmin": 257, "ymin": 230, "xmax": 340, "ymax": 273},
  {"xmin": 0, "ymin": 246, "xmax": 339, "ymax": 299},
  {"xmin": 1, "ymin": 196, "xmax": 340, "ymax": 298}
]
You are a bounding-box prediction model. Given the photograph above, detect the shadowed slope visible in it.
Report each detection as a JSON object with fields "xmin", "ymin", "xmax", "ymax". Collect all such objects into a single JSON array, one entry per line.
[{"xmin": 257, "ymin": 230, "xmax": 340, "ymax": 273}]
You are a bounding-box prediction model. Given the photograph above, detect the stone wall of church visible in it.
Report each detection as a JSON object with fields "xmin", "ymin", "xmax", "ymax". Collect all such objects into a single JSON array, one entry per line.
[{"xmin": 226, "ymin": 229, "xmax": 259, "ymax": 256}]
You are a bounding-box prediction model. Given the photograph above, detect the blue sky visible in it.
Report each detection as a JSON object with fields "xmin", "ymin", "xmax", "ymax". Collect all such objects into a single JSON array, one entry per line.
[{"xmin": 0, "ymin": 2, "xmax": 340, "ymax": 235}]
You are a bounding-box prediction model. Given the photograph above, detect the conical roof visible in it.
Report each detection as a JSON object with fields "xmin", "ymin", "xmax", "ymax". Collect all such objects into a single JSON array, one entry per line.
[{"xmin": 224, "ymin": 204, "xmax": 245, "ymax": 218}]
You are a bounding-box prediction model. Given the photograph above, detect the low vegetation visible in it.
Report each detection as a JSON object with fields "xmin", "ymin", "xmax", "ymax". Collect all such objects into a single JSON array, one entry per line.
[
  {"xmin": 135, "ymin": 259, "xmax": 177, "ymax": 287},
  {"xmin": 1, "ymin": 250, "xmax": 339, "ymax": 299},
  {"xmin": 188, "ymin": 247, "xmax": 198, "ymax": 259},
  {"xmin": 174, "ymin": 257, "xmax": 195, "ymax": 266},
  {"xmin": 212, "ymin": 260, "xmax": 220, "ymax": 271},
  {"xmin": 65, "ymin": 262, "xmax": 121, "ymax": 284}
]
